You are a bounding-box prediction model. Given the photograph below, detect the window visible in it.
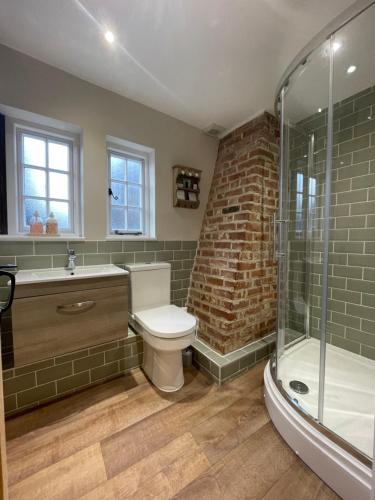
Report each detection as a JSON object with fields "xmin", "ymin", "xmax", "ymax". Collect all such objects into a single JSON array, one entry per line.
[
  {"xmin": 4, "ymin": 109, "xmax": 82, "ymax": 237},
  {"xmin": 17, "ymin": 129, "xmax": 76, "ymax": 233},
  {"xmin": 295, "ymin": 172, "xmax": 304, "ymax": 236},
  {"xmin": 107, "ymin": 137, "xmax": 155, "ymax": 238}
]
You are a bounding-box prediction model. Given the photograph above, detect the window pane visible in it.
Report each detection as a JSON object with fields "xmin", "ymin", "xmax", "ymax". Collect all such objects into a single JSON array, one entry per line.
[
  {"xmin": 50, "ymin": 201, "xmax": 70, "ymax": 231},
  {"xmin": 111, "ymin": 155, "xmax": 126, "ymax": 181},
  {"xmin": 23, "ymin": 135, "xmax": 46, "ymax": 167},
  {"xmin": 127, "ymin": 160, "xmax": 142, "ymax": 184},
  {"xmin": 49, "ymin": 172, "xmax": 69, "ymax": 200},
  {"xmin": 128, "ymin": 185, "xmax": 141, "ymax": 207},
  {"xmin": 111, "ymin": 182, "xmax": 125, "ymax": 206},
  {"xmin": 24, "ymin": 168, "xmax": 46, "ymax": 197},
  {"xmin": 128, "ymin": 208, "xmax": 141, "ymax": 231},
  {"xmin": 48, "ymin": 142, "xmax": 69, "ymax": 171},
  {"xmin": 24, "ymin": 198, "xmax": 47, "ymax": 227},
  {"xmin": 296, "ymin": 172, "xmax": 303, "ymax": 193},
  {"xmin": 111, "ymin": 207, "xmax": 125, "ymax": 230}
]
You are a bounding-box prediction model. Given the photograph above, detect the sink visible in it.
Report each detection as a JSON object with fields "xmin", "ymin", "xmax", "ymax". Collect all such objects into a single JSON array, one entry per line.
[{"xmin": 15, "ymin": 264, "xmax": 129, "ymax": 285}]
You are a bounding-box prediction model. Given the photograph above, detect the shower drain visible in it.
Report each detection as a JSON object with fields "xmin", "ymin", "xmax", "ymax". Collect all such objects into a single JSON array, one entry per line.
[{"xmin": 289, "ymin": 380, "xmax": 309, "ymax": 394}]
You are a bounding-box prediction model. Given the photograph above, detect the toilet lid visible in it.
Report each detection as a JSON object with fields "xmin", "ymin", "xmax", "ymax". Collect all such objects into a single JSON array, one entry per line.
[{"xmin": 134, "ymin": 305, "xmax": 196, "ymax": 338}]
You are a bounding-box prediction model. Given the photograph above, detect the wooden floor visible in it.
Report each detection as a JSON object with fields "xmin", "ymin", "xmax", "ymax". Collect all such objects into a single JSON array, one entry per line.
[{"xmin": 5, "ymin": 362, "xmax": 339, "ymax": 500}]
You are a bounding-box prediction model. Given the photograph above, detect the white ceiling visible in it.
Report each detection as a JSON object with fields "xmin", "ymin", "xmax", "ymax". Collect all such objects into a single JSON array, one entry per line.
[{"xmin": 0, "ymin": 0, "xmax": 356, "ymax": 132}]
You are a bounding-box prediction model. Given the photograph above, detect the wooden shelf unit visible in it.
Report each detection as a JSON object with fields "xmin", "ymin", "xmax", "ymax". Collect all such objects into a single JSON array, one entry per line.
[{"xmin": 172, "ymin": 165, "xmax": 201, "ymax": 209}]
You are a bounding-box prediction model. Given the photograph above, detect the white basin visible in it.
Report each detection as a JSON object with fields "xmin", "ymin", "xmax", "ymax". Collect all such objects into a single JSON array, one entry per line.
[{"xmin": 15, "ymin": 264, "xmax": 129, "ymax": 285}]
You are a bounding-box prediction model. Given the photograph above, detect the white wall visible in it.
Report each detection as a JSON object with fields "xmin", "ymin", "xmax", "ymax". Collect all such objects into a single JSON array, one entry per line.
[{"xmin": 0, "ymin": 44, "xmax": 218, "ymax": 240}]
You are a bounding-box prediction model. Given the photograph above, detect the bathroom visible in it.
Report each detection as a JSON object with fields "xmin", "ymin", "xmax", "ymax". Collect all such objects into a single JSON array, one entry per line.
[{"xmin": 0, "ymin": 0, "xmax": 374, "ymax": 498}]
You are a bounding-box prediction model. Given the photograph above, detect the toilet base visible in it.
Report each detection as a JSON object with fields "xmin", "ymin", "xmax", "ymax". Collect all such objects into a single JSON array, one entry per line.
[{"xmin": 143, "ymin": 342, "xmax": 184, "ymax": 392}]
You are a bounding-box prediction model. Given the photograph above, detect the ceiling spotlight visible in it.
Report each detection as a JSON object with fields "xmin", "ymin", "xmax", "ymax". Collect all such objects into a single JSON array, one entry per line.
[
  {"xmin": 332, "ymin": 42, "xmax": 341, "ymax": 52},
  {"xmin": 318, "ymin": 108, "xmax": 322, "ymax": 113},
  {"xmin": 105, "ymin": 31, "xmax": 115, "ymax": 44},
  {"xmin": 347, "ymin": 65, "xmax": 357, "ymax": 74}
]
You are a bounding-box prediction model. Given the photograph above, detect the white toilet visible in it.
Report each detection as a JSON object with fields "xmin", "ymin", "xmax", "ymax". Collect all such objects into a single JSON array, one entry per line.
[{"xmin": 125, "ymin": 262, "xmax": 196, "ymax": 392}]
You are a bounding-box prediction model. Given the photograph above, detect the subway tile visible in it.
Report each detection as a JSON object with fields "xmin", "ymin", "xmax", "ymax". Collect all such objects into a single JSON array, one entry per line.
[
  {"xmin": 68, "ymin": 241, "xmax": 97, "ymax": 254},
  {"xmin": 338, "ymin": 161, "xmax": 369, "ymax": 180},
  {"xmin": 333, "ymin": 128, "xmax": 352, "ymax": 145},
  {"xmin": 17, "ymin": 382, "xmax": 56, "ymax": 407},
  {"xmin": 98, "ymin": 241, "xmax": 122, "ymax": 253},
  {"xmin": 55, "ymin": 349, "xmax": 89, "ymax": 364},
  {"xmin": 57, "ymin": 372, "xmax": 90, "ymax": 393},
  {"xmin": 110, "ymin": 252, "xmax": 135, "ymax": 265},
  {"xmin": 83, "ymin": 254, "xmax": 110, "ymax": 265},
  {"xmin": 331, "ymin": 335, "xmax": 360, "ymax": 354},
  {"xmin": 145, "ymin": 241, "xmax": 164, "ymax": 251},
  {"xmin": 239, "ymin": 352, "xmax": 256, "ymax": 370},
  {"xmin": 0, "ymin": 256, "xmax": 16, "ymax": 266},
  {"xmin": 89, "ymin": 341, "xmax": 118, "ymax": 354},
  {"xmin": 352, "ymin": 174, "xmax": 375, "ymax": 190},
  {"xmin": 4, "ymin": 395, "xmax": 17, "ymax": 413},
  {"xmin": 351, "ymin": 201, "xmax": 375, "ymax": 215},
  {"xmin": 134, "ymin": 251, "xmax": 155, "ymax": 263},
  {"xmin": 35, "ymin": 241, "xmax": 68, "ymax": 255},
  {"xmin": 91, "ymin": 362, "xmax": 119, "ymax": 382},
  {"xmin": 331, "ymin": 288, "xmax": 361, "ymax": 304},
  {"xmin": 4, "ymin": 372, "xmax": 36, "ymax": 396},
  {"xmin": 335, "ymin": 216, "xmax": 366, "ymax": 229},
  {"xmin": 347, "ymin": 303, "xmax": 375, "ymax": 321},
  {"xmin": 337, "ymin": 189, "xmax": 367, "ymax": 205},
  {"xmin": 361, "ymin": 344, "xmax": 375, "ymax": 361},
  {"xmin": 365, "ymin": 242, "xmax": 375, "ymax": 254},
  {"xmin": 74, "ymin": 353, "xmax": 104, "ymax": 373},
  {"xmin": 334, "ymin": 241, "xmax": 363, "ymax": 253},
  {"xmin": 348, "ymin": 254, "xmax": 375, "ymax": 267},
  {"xmin": 16, "ymin": 255, "xmax": 52, "ymax": 270},
  {"xmin": 350, "ymin": 228, "xmax": 375, "ymax": 241},
  {"xmin": 182, "ymin": 241, "xmax": 197, "ymax": 250},
  {"xmin": 338, "ymin": 135, "xmax": 369, "ymax": 156},
  {"xmin": 362, "ymin": 293, "xmax": 375, "ymax": 308},
  {"xmin": 347, "ymin": 328, "xmax": 375, "ymax": 348},
  {"xmin": 0, "ymin": 241, "xmax": 33, "ymax": 256},
  {"xmin": 347, "ymin": 278, "xmax": 375, "ymax": 294},
  {"xmin": 353, "ymin": 147, "xmax": 375, "ymax": 163},
  {"xmin": 155, "ymin": 250, "xmax": 174, "ymax": 261},
  {"xmin": 14, "ymin": 359, "xmax": 54, "ymax": 376},
  {"xmin": 340, "ymin": 107, "xmax": 372, "ymax": 130},
  {"xmin": 362, "ymin": 319, "xmax": 375, "ymax": 334},
  {"xmin": 165, "ymin": 241, "xmax": 181, "ymax": 250},
  {"xmin": 104, "ymin": 346, "xmax": 132, "ymax": 363},
  {"xmin": 122, "ymin": 241, "xmax": 145, "ymax": 252},
  {"xmin": 331, "ymin": 312, "xmax": 360, "ymax": 329},
  {"xmin": 354, "ymin": 118, "xmax": 375, "ymax": 138},
  {"xmin": 334, "ymin": 101, "xmax": 354, "ymax": 119},
  {"xmin": 173, "ymin": 250, "xmax": 191, "ymax": 260},
  {"xmin": 37, "ymin": 362, "xmax": 73, "ymax": 385},
  {"xmin": 355, "ymin": 91, "xmax": 375, "ymax": 111},
  {"xmin": 119, "ymin": 354, "xmax": 143, "ymax": 371},
  {"xmin": 221, "ymin": 360, "xmax": 240, "ymax": 380},
  {"xmin": 367, "ymin": 215, "xmax": 375, "ymax": 227}
]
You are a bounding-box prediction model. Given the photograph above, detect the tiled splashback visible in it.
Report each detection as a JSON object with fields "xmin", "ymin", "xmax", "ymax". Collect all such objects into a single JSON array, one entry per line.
[{"xmin": 0, "ymin": 239, "xmax": 197, "ymax": 307}]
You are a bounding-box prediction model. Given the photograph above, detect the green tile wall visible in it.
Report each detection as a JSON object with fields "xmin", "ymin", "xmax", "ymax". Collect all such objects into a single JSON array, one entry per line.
[
  {"xmin": 287, "ymin": 85, "xmax": 375, "ymax": 360},
  {"xmin": 0, "ymin": 239, "xmax": 197, "ymax": 307},
  {"xmin": 3, "ymin": 328, "xmax": 143, "ymax": 416}
]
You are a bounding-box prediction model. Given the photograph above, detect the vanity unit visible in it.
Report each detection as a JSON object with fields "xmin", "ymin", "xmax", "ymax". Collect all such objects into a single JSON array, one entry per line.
[{"xmin": 12, "ymin": 265, "xmax": 129, "ymax": 367}]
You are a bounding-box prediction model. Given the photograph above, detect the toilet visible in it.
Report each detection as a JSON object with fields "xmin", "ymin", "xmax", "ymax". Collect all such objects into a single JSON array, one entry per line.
[{"xmin": 125, "ymin": 262, "xmax": 196, "ymax": 392}]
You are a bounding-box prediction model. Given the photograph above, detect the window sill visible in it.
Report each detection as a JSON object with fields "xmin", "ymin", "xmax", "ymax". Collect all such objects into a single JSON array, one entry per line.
[
  {"xmin": 105, "ymin": 235, "xmax": 156, "ymax": 241},
  {"xmin": 0, "ymin": 234, "xmax": 86, "ymax": 241}
]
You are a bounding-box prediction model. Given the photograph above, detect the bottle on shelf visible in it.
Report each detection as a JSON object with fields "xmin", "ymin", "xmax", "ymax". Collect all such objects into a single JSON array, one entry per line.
[
  {"xmin": 45, "ymin": 212, "xmax": 59, "ymax": 235},
  {"xmin": 29, "ymin": 210, "xmax": 43, "ymax": 235}
]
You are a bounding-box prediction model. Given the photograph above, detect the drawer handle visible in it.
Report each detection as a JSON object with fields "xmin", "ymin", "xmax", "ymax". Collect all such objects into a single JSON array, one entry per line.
[{"xmin": 57, "ymin": 301, "xmax": 96, "ymax": 314}]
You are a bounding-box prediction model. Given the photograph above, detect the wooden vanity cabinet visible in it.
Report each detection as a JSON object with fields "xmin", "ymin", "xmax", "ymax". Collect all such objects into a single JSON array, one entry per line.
[{"xmin": 12, "ymin": 275, "xmax": 128, "ymax": 367}]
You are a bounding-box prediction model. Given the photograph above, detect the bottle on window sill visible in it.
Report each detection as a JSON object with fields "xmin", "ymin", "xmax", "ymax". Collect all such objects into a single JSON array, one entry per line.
[
  {"xmin": 29, "ymin": 210, "xmax": 43, "ymax": 235},
  {"xmin": 46, "ymin": 212, "xmax": 59, "ymax": 235}
]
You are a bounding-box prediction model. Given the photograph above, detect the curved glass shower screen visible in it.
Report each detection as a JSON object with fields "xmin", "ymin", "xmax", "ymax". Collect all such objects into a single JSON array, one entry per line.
[{"xmin": 276, "ymin": 2, "xmax": 375, "ymax": 461}]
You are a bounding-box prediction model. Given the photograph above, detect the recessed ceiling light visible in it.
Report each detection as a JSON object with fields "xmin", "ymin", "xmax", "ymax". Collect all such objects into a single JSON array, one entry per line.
[
  {"xmin": 318, "ymin": 108, "xmax": 322, "ymax": 113},
  {"xmin": 105, "ymin": 31, "xmax": 115, "ymax": 44},
  {"xmin": 332, "ymin": 42, "xmax": 341, "ymax": 52},
  {"xmin": 347, "ymin": 65, "xmax": 357, "ymax": 74}
]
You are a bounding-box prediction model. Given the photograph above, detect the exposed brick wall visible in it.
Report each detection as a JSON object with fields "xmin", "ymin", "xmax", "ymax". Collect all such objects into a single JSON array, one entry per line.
[{"xmin": 187, "ymin": 112, "xmax": 279, "ymax": 354}]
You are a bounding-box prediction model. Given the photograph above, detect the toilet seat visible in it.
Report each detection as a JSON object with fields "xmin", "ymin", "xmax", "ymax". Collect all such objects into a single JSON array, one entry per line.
[{"xmin": 134, "ymin": 304, "xmax": 196, "ymax": 339}]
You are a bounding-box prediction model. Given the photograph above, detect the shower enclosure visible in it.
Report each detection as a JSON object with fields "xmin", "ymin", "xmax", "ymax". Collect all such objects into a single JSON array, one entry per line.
[{"xmin": 265, "ymin": 2, "xmax": 375, "ymax": 499}]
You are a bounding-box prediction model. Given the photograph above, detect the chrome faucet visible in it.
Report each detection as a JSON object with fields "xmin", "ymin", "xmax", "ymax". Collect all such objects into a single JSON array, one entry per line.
[{"xmin": 66, "ymin": 249, "xmax": 76, "ymax": 271}]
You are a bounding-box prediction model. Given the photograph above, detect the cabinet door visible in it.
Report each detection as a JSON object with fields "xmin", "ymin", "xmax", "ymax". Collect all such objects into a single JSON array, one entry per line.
[{"xmin": 12, "ymin": 285, "xmax": 128, "ymax": 366}]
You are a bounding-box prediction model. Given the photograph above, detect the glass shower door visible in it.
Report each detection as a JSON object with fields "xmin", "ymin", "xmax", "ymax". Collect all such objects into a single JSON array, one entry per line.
[{"xmin": 276, "ymin": 41, "xmax": 331, "ymax": 420}]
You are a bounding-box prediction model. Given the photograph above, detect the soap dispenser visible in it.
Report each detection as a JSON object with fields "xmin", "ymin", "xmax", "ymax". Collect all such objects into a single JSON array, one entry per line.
[
  {"xmin": 29, "ymin": 210, "xmax": 43, "ymax": 235},
  {"xmin": 46, "ymin": 212, "xmax": 59, "ymax": 235}
]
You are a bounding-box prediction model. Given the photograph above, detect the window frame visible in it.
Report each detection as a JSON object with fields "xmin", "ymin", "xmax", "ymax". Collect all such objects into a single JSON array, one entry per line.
[
  {"xmin": 6, "ymin": 118, "xmax": 82, "ymax": 237},
  {"xmin": 106, "ymin": 137, "xmax": 155, "ymax": 239}
]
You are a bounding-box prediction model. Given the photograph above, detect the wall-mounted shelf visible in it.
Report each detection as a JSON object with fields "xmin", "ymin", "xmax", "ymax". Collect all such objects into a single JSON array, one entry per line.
[{"xmin": 172, "ymin": 165, "xmax": 201, "ymax": 209}]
